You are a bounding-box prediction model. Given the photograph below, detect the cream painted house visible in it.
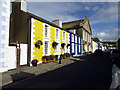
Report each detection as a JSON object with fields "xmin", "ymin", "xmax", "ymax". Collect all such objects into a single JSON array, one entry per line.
[{"xmin": 62, "ymin": 16, "xmax": 92, "ymax": 54}]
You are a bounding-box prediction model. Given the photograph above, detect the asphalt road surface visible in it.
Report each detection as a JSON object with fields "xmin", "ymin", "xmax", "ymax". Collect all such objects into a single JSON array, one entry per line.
[{"xmin": 3, "ymin": 53, "xmax": 112, "ymax": 89}]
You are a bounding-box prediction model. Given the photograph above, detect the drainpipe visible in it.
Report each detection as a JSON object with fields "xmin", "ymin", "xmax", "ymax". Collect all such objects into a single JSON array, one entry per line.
[
  {"xmin": 16, "ymin": 41, "xmax": 21, "ymax": 68},
  {"xmin": 27, "ymin": 17, "xmax": 31, "ymax": 67}
]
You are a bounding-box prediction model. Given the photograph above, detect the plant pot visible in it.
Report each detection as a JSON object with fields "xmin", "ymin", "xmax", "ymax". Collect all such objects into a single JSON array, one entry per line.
[
  {"xmin": 42, "ymin": 58, "xmax": 47, "ymax": 63},
  {"xmin": 53, "ymin": 59, "xmax": 55, "ymax": 62},
  {"xmin": 55, "ymin": 57, "xmax": 58, "ymax": 61},
  {"xmin": 32, "ymin": 63, "xmax": 37, "ymax": 66},
  {"xmin": 63, "ymin": 56, "xmax": 66, "ymax": 59}
]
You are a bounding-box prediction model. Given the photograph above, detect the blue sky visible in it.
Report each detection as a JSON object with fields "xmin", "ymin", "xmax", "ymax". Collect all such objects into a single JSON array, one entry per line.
[{"xmin": 10, "ymin": 1, "xmax": 119, "ymax": 42}]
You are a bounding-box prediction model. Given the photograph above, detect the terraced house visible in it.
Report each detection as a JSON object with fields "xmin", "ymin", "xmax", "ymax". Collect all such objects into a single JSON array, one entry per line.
[{"xmin": 9, "ymin": 0, "xmax": 82, "ymax": 67}]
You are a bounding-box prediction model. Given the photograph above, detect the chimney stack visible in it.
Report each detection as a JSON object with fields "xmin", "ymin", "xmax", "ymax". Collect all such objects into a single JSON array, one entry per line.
[
  {"xmin": 13, "ymin": 0, "xmax": 27, "ymax": 12},
  {"xmin": 52, "ymin": 19, "xmax": 62, "ymax": 28}
]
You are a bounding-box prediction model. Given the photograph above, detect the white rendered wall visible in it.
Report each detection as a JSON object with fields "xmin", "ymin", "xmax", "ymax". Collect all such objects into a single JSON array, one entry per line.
[
  {"xmin": 92, "ymin": 41, "xmax": 98, "ymax": 53},
  {"xmin": 0, "ymin": 0, "xmax": 10, "ymax": 72},
  {"xmin": 20, "ymin": 44, "xmax": 27, "ymax": 66}
]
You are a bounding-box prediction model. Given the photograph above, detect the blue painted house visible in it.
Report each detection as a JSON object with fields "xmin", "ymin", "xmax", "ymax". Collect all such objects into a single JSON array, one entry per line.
[{"xmin": 70, "ymin": 33, "xmax": 82, "ymax": 56}]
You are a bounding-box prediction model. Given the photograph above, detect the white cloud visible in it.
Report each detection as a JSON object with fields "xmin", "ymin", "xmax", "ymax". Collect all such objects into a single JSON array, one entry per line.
[
  {"xmin": 92, "ymin": 6, "xmax": 99, "ymax": 11},
  {"xmin": 23, "ymin": 0, "xmax": 120, "ymax": 2},
  {"xmin": 27, "ymin": 2, "xmax": 81, "ymax": 22},
  {"xmin": 93, "ymin": 27, "xmax": 118, "ymax": 42},
  {"xmin": 85, "ymin": 6, "xmax": 90, "ymax": 10},
  {"xmin": 90, "ymin": 3, "xmax": 118, "ymax": 25}
]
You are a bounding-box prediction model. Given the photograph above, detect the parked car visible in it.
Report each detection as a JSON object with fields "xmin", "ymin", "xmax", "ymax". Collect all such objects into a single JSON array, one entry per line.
[
  {"xmin": 110, "ymin": 64, "xmax": 120, "ymax": 89},
  {"xmin": 111, "ymin": 49, "xmax": 120, "ymax": 60},
  {"xmin": 94, "ymin": 49, "xmax": 104, "ymax": 56}
]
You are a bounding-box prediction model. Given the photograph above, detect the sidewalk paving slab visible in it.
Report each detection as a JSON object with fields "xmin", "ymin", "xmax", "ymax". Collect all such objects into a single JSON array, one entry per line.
[{"xmin": 2, "ymin": 57, "xmax": 76, "ymax": 87}]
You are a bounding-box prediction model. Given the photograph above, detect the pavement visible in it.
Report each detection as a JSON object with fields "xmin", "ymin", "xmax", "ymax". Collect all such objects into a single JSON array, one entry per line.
[
  {"xmin": 1, "ymin": 57, "xmax": 79, "ymax": 88},
  {"xmin": 1, "ymin": 53, "xmax": 114, "ymax": 88}
]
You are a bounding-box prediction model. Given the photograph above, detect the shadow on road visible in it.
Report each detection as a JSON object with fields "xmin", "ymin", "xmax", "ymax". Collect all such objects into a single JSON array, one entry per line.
[
  {"xmin": 3, "ymin": 53, "xmax": 112, "ymax": 89},
  {"xmin": 10, "ymin": 71, "xmax": 36, "ymax": 83}
]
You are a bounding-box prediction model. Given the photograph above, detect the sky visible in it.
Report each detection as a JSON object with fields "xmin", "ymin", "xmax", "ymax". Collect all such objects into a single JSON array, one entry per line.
[{"xmin": 10, "ymin": 0, "xmax": 119, "ymax": 42}]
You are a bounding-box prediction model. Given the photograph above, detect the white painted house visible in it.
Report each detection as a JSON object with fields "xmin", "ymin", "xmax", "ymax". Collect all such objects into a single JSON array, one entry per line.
[
  {"xmin": 0, "ymin": 0, "xmax": 28, "ymax": 72},
  {"xmin": 91, "ymin": 38, "xmax": 98, "ymax": 53}
]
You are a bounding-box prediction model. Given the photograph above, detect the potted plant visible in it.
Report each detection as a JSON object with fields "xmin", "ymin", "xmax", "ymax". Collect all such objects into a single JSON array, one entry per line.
[
  {"xmin": 60, "ymin": 54, "xmax": 63, "ymax": 59},
  {"xmin": 52, "ymin": 42, "xmax": 58, "ymax": 49},
  {"xmin": 61, "ymin": 43, "xmax": 66, "ymax": 48},
  {"xmin": 63, "ymin": 54, "xmax": 66, "ymax": 59},
  {"xmin": 55, "ymin": 55, "xmax": 58, "ymax": 61},
  {"xmin": 35, "ymin": 40, "xmax": 43, "ymax": 49},
  {"xmin": 42, "ymin": 56, "xmax": 47, "ymax": 63},
  {"xmin": 46, "ymin": 56, "xmax": 50, "ymax": 62},
  {"xmin": 31, "ymin": 59, "xmax": 38, "ymax": 66},
  {"xmin": 67, "ymin": 44, "xmax": 71, "ymax": 48},
  {"xmin": 65, "ymin": 53, "xmax": 70, "ymax": 58},
  {"xmin": 50, "ymin": 55, "xmax": 55, "ymax": 62}
]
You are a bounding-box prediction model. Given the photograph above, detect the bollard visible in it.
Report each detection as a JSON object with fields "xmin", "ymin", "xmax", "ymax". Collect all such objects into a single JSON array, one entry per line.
[{"xmin": 59, "ymin": 55, "xmax": 61, "ymax": 64}]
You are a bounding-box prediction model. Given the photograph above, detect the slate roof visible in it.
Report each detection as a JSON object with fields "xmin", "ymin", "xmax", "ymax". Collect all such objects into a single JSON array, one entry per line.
[
  {"xmin": 62, "ymin": 19, "xmax": 85, "ymax": 29},
  {"xmin": 92, "ymin": 38, "xmax": 100, "ymax": 42},
  {"xmin": 20, "ymin": 10, "xmax": 80, "ymax": 37}
]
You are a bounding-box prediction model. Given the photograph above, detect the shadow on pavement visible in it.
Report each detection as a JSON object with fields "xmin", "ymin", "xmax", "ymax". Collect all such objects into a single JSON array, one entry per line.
[
  {"xmin": 10, "ymin": 71, "xmax": 35, "ymax": 83},
  {"xmin": 3, "ymin": 54, "xmax": 112, "ymax": 89}
]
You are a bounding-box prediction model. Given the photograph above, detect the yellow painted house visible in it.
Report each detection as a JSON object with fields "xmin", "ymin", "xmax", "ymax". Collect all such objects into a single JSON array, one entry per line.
[
  {"xmin": 31, "ymin": 18, "xmax": 70, "ymax": 64},
  {"xmin": 9, "ymin": 1, "xmax": 82, "ymax": 67}
]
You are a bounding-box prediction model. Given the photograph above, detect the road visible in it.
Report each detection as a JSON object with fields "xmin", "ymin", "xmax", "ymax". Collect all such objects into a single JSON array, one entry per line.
[{"xmin": 3, "ymin": 53, "xmax": 112, "ymax": 89}]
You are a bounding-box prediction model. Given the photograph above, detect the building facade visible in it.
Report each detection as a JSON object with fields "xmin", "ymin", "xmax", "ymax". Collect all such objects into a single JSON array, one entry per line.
[
  {"xmin": 91, "ymin": 38, "xmax": 98, "ymax": 53},
  {"xmin": 69, "ymin": 33, "xmax": 82, "ymax": 56},
  {"xmin": 0, "ymin": 0, "xmax": 11, "ymax": 72},
  {"xmin": 9, "ymin": 0, "xmax": 82, "ymax": 67},
  {"xmin": 62, "ymin": 16, "xmax": 92, "ymax": 54}
]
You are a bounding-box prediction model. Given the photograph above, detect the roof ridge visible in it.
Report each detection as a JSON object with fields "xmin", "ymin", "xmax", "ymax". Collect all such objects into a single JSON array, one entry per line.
[{"xmin": 62, "ymin": 19, "xmax": 85, "ymax": 24}]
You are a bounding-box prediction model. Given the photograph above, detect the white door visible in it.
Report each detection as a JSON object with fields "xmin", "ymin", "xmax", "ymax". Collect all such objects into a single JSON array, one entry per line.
[
  {"xmin": 20, "ymin": 44, "xmax": 27, "ymax": 65},
  {"xmin": 7, "ymin": 47, "xmax": 16, "ymax": 70}
]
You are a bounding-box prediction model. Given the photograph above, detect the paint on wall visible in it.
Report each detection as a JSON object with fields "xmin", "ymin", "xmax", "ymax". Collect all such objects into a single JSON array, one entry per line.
[
  {"xmin": 60, "ymin": 29, "xmax": 63, "ymax": 54},
  {"xmin": 31, "ymin": 18, "xmax": 44, "ymax": 62},
  {"xmin": 50, "ymin": 26, "xmax": 55, "ymax": 55}
]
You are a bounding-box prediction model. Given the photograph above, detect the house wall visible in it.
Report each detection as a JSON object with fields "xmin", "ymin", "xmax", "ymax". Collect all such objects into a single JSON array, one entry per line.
[
  {"xmin": 92, "ymin": 40, "xmax": 98, "ymax": 53},
  {"xmin": 0, "ymin": 0, "xmax": 10, "ymax": 72},
  {"xmin": 9, "ymin": 2, "xmax": 29, "ymax": 44},
  {"xmin": 7, "ymin": 44, "xmax": 27, "ymax": 70},
  {"xmin": 31, "ymin": 18, "xmax": 72, "ymax": 65},
  {"xmin": 70, "ymin": 33, "xmax": 82, "ymax": 56},
  {"xmin": 31, "ymin": 18, "xmax": 82, "ymax": 65}
]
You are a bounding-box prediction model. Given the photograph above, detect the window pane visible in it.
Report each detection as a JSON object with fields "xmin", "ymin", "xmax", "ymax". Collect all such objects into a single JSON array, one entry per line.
[
  {"xmin": 1, "ymin": 53, "xmax": 5, "ymax": 58},
  {"xmin": 45, "ymin": 25, "xmax": 48, "ymax": 37},
  {"xmin": 2, "ymin": 35, "xmax": 5, "ymax": 39},
  {"xmin": 56, "ymin": 29, "xmax": 58, "ymax": 39},
  {"xmin": 45, "ymin": 41, "xmax": 48, "ymax": 54},
  {"xmin": 63, "ymin": 32, "xmax": 65, "ymax": 40},
  {"xmin": 2, "ymin": 26, "xmax": 6, "ymax": 30},
  {"xmin": 3, "ymin": 0, "xmax": 7, "ymax": 4},
  {"xmin": 1, "ymin": 44, "xmax": 5, "ymax": 48},
  {"xmin": 2, "ymin": 7, "xmax": 6, "ymax": 12},
  {"xmin": 2, "ymin": 16, "xmax": 6, "ymax": 21}
]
